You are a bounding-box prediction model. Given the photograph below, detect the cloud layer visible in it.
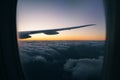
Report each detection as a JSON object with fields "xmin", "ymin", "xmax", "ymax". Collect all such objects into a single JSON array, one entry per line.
[
  {"xmin": 18, "ymin": 41, "xmax": 105, "ymax": 80},
  {"xmin": 64, "ymin": 57, "xmax": 103, "ymax": 80}
]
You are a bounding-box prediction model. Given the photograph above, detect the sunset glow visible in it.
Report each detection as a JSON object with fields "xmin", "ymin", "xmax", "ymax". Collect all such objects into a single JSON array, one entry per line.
[{"xmin": 17, "ymin": 0, "xmax": 106, "ymax": 41}]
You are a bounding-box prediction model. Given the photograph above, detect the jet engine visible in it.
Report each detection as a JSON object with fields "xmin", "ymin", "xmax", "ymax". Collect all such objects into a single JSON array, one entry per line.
[{"xmin": 44, "ymin": 31, "xmax": 59, "ymax": 35}]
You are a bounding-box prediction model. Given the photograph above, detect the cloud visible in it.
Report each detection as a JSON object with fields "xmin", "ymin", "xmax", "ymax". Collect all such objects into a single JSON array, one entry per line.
[
  {"xmin": 18, "ymin": 41, "xmax": 104, "ymax": 80},
  {"xmin": 33, "ymin": 56, "xmax": 47, "ymax": 63},
  {"xmin": 64, "ymin": 57, "xmax": 103, "ymax": 80}
]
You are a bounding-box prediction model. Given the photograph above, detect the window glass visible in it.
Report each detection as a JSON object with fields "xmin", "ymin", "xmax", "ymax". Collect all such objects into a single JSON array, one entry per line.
[{"xmin": 17, "ymin": 0, "xmax": 106, "ymax": 80}]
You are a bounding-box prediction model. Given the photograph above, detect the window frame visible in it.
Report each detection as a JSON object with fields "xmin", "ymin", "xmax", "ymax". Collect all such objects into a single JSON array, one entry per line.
[{"xmin": 0, "ymin": 0, "xmax": 120, "ymax": 80}]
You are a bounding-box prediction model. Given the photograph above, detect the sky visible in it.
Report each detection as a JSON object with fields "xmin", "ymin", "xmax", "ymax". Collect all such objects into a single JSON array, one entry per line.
[{"xmin": 17, "ymin": 0, "xmax": 106, "ymax": 41}]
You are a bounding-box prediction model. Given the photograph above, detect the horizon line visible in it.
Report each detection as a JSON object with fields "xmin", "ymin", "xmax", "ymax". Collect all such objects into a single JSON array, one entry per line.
[{"xmin": 18, "ymin": 39, "xmax": 105, "ymax": 41}]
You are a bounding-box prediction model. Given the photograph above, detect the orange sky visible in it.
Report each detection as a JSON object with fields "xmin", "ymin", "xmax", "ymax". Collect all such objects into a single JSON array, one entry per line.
[
  {"xmin": 17, "ymin": 0, "xmax": 106, "ymax": 41},
  {"xmin": 18, "ymin": 32, "xmax": 105, "ymax": 41}
]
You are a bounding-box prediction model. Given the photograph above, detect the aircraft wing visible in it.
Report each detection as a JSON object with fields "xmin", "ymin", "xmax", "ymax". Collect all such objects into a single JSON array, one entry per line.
[{"xmin": 18, "ymin": 24, "xmax": 96, "ymax": 39}]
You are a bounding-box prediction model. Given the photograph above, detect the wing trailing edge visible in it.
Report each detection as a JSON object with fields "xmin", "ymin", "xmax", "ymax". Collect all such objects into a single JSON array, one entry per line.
[{"xmin": 18, "ymin": 24, "xmax": 96, "ymax": 39}]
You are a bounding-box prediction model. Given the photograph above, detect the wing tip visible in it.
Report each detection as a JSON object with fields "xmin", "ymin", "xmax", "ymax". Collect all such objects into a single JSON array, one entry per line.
[{"xmin": 89, "ymin": 24, "xmax": 96, "ymax": 26}]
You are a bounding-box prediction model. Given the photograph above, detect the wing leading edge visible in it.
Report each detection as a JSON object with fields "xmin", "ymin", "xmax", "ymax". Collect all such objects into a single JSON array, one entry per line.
[{"xmin": 18, "ymin": 24, "xmax": 96, "ymax": 39}]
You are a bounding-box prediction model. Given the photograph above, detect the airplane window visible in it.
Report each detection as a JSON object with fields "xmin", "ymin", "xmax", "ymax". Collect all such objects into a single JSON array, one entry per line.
[{"xmin": 17, "ymin": 0, "xmax": 106, "ymax": 80}]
